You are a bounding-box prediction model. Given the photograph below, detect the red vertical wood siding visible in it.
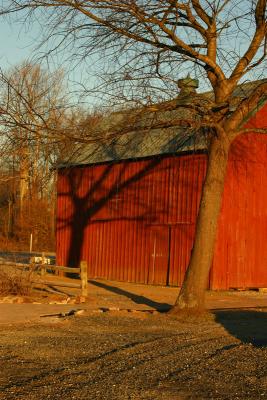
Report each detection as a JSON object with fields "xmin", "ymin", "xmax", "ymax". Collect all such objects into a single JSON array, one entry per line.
[
  {"xmin": 210, "ymin": 103, "xmax": 267, "ymax": 289},
  {"xmin": 211, "ymin": 134, "xmax": 267, "ymax": 289},
  {"xmin": 56, "ymin": 103, "xmax": 267, "ymax": 288},
  {"xmin": 57, "ymin": 154, "xmax": 206, "ymax": 285}
]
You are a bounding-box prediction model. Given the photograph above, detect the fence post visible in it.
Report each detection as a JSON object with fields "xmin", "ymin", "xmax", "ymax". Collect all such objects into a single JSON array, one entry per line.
[
  {"xmin": 80, "ymin": 260, "xmax": 88, "ymax": 296},
  {"xmin": 41, "ymin": 252, "xmax": 46, "ymax": 276}
]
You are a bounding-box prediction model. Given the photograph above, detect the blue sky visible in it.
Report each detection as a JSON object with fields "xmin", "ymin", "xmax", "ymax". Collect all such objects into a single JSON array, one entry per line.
[
  {"xmin": 0, "ymin": 10, "xmax": 266, "ymax": 109},
  {"xmin": 0, "ymin": 17, "xmax": 93, "ymax": 106},
  {"xmin": 0, "ymin": 18, "xmax": 37, "ymax": 70}
]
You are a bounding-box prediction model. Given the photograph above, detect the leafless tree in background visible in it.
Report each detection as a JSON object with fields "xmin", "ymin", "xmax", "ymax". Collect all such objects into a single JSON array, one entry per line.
[
  {"xmin": 1, "ymin": 1, "xmax": 266, "ymax": 310},
  {"xmin": 0, "ymin": 62, "xmax": 104, "ymax": 250},
  {"xmin": 0, "ymin": 63, "xmax": 68, "ymax": 250}
]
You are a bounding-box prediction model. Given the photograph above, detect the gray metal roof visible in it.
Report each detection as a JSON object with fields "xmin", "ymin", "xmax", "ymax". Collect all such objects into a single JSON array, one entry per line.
[
  {"xmin": 65, "ymin": 127, "xmax": 208, "ymax": 167},
  {"xmin": 59, "ymin": 79, "xmax": 266, "ymax": 167}
]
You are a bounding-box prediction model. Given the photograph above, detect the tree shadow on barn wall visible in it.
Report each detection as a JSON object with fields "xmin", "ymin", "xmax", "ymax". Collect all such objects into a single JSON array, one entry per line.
[
  {"xmin": 214, "ymin": 310, "xmax": 267, "ymax": 347},
  {"xmin": 56, "ymin": 123, "xmax": 200, "ymax": 273},
  {"xmin": 57, "ymin": 156, "xmax": 166, "ymax": 268}
]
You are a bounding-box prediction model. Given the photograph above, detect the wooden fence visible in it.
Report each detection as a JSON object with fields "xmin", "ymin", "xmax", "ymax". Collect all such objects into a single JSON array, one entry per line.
[{"xmin": 0, "ymin": 259, "xmax": 88, "ymax": 296}]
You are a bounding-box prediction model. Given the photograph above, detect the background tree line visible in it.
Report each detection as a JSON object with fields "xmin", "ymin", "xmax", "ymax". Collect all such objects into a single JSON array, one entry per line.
[{"xmin": 0, "ymin": 62, "xmax": 100, "ymax": 252}]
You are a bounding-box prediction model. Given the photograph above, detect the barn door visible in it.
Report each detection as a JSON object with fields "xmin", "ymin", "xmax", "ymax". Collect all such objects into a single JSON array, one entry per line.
[
  {"xmin": 168, "ymin": 224, "xmax": 196, "ymax": 286},
  {"xmin": 148, "ymin": 226, "xmax": 170, "ymax": 285}
]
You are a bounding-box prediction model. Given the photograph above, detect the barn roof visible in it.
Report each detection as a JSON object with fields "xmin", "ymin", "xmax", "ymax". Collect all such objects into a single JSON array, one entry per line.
[{"xmin": 59, "ymin": 79, "xmax": 267, "ymax": 167}]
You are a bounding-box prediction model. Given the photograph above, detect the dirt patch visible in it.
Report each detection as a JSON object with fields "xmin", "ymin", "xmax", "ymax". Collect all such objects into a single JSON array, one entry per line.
[
  {"xmin": 0, "ymin": 277, "xmax": 267, "ymax": 325},
  {"xmin": 0, "ymin": 311, "xmax": 267, "ymax": 399}
]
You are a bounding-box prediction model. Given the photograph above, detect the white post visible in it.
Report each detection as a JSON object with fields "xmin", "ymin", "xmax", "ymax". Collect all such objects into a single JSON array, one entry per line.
[{"xmin": 29, "ymin": 233, "xmax": 33, "ymax": 253}]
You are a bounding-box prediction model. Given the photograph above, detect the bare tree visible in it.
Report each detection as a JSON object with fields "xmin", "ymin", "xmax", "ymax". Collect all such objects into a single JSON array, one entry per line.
[
  {"xmin": 0, "ymin": 63, "xmax": 70, "ymax": 249},
  {"xmin": 2, "ymin": 1, "xmax": 266, "ymax": 310},
  {"xmin": 0, "ymin": 62, "xmax": 105, "ymax": 250}
]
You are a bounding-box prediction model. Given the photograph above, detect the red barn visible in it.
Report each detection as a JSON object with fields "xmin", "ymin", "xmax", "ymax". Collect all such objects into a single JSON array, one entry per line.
[{"xmin": 56, "ymin": 81, "xmax": 267, "ymax": 290}]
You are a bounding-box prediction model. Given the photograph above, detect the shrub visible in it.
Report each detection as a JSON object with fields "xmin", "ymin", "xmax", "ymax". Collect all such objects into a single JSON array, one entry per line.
[{"xmin": 0, "ymin": 269, "xmax": 33, "ymax": 296}]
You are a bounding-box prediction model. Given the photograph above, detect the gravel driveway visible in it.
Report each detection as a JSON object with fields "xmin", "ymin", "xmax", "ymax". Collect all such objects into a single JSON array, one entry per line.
[{"xmin": 0, "ymin": 310, "xmax": 267, "ymax": 399}]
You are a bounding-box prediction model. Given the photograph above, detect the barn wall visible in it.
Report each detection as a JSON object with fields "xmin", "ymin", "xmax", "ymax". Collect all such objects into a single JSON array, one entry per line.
[
  {"xmin": 211, "ymin": 133, "xmax": 267, "ymax": 289},
  {"xmin": 210, "ymin": 103, "xmax": 267, "ymax": 289},
  {"xmin": 56, "ymin": 104, "xmax": 267, "ymax": 289},
  {"xmin": 56, "ymin": 154, "xmax": 206, "ymax": 286}
]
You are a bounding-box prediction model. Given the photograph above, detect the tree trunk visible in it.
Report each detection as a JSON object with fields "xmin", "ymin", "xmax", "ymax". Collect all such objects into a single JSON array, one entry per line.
[
  {"xmin": 173, "ymin": 135, "xmax": 231, "ymax": 312},
  {"xmin": 19, "ymin": 164, "xmax": 28, "ymax": 222}
]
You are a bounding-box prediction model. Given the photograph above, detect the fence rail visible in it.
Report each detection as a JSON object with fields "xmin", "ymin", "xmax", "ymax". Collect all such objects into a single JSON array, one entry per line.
[
  {"xmin": 0, "ymin": 259, "xmax": 88, "ymax": 296},
  {"xmin": 39, "ymin": 265, "xmax": 81, "ymax": 274}
]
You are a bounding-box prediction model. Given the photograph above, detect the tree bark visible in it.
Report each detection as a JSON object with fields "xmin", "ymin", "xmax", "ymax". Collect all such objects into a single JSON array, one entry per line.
[
  {"xmin": 19, "ymin": 156, "xmax": 29, "ymax": 223},
  {"xmin": 173, "ymin": 135, "xmax": 231, "ymax": 312}
]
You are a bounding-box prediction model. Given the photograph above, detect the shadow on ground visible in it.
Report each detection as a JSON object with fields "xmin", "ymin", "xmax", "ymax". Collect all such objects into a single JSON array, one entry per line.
[
  {"xmin": 89, "ymin": 280, "xmax": 172, "ymax": 311},
  {"xmin": 215, "ymin": 310, "xmax": 267, "ymax": 347}
]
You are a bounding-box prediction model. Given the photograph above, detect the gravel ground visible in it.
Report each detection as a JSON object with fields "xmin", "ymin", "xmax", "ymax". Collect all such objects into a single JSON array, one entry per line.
[{"xmin": 1, "ymin": 310, "xmax": 267, "ymax": 400}]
